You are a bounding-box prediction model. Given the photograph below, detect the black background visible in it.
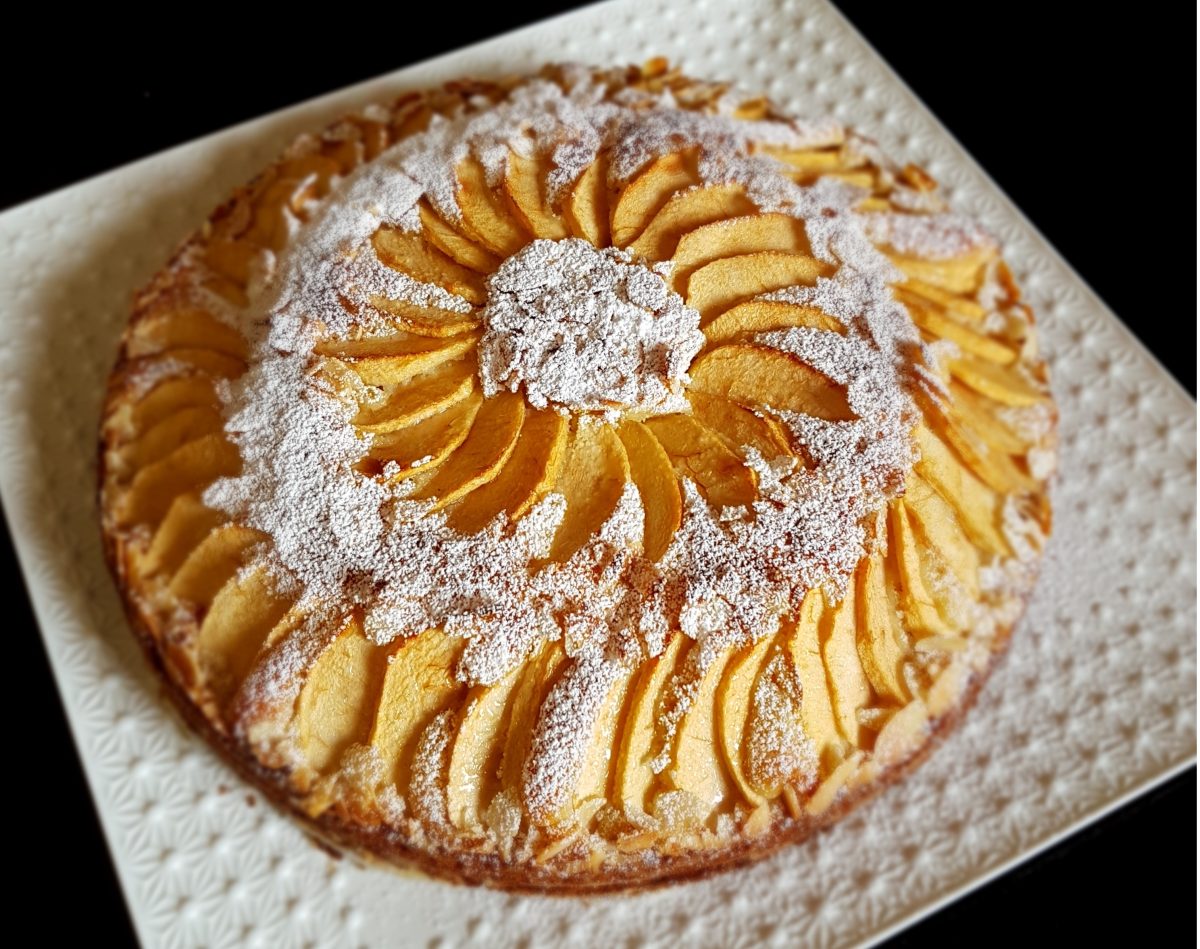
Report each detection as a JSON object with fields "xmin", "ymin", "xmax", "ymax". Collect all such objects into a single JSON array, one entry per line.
[{"xmin": 5, "ymin": 3, "xmax": 1195, "ymax": 944}]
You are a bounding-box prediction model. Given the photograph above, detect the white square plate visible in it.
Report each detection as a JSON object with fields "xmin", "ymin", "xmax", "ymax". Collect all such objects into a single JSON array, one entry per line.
[{"xmin": 1, "ymin": 1, "xmax": 1193, "ymax": 945}]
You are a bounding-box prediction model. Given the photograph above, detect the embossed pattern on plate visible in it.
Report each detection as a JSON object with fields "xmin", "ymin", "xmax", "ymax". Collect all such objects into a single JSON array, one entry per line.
[{"xmin": 0, "ymin": 1, "xmax": 1194, "ymax": 946}]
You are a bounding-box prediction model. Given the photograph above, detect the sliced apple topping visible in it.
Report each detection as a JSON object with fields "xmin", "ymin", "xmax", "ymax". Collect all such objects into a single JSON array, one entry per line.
[
  {"xmin": 685, "ymin": 252, "xmax": 832, "ymax": 320},
  {"xmin": 548, "ymin": 423, "xmax": 632, "ymax": 563},
  {"xmin": 618, "ymin": 419, "xmax": 682, "ymax": 562},
  {"xmin": 690, "ymin": 345, "xmax": 855, "ymax": 420},
  {"xmin": 455, "ymin": 155, "xmax": 531, "ymax": 257},
  {"xmin": 611, "ymin": 151, "xmax": 701, "ymax": 247}
]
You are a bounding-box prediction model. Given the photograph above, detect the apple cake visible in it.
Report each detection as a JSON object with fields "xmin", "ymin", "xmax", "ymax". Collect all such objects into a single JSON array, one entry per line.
[{"xmin": 99, "ymin": 61, "xmax": 1056, "ymax": 891}]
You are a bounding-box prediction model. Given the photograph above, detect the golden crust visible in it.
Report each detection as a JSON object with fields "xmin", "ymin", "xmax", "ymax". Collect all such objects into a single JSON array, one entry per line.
[{"xmin": 98, "ymin": 61, "xmax": 1056, "ymax": 892}]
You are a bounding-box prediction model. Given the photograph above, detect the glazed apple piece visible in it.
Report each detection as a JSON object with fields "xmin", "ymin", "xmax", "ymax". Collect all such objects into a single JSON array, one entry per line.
[
  {"xmin": 368, "ymin": 296, "xmax": 480, "ymax": 338},
  {"xmin": 892, "ymin": 247, "xmax": 993, "ymax": 295},
  {"xmin": 119, "ymin": 405, "xmax": 224, "ymax": 473},
  {"xmin": 548, "ymin": 423, "xmax": 631, "ymax": 562},
  {"xmin": 446, "ymin": 409, "xmax": 568, "ymax": 534},
  {"xmin": 949, "ymin": 354, "xmax": 1045, "ymax": 407},
  {"xmin": 907, "ymin": 299, "xmax": 1017, "ymax": 364},
  {"xmin": 820, "ymin": 589, "xmax": 872, "ymax": 747},
  {"xmin": 372, "ymin": 226, "xmax": 488, "ymax": 305},
  {"xmin": 611, "ymin": 151, "xmax": 700, "ymax": 247},
  {"xmin": 897, "ymin": 278, "xmax": 986, "ymax": 322},
  {"xmin": 671, "ymin": 213, "xmax": 810, "ymax": 286},
  {"xmin": 685, "ymin": 252, "xmax": 832, "ymax": 320},
  {"xmin": 168, "ymin": 523, "xmax": 267, "ymax": 605},
  {"xmin": 503, "ymin": 151, "xmax": 570, "ymax": 240},
  {"xmin": 411, "ymin": 391, "xmax": 525, "ymax": 510},
  {"xmin": 779, "ymin": 591, "xmax": 846, "ymax": 773},
  {"xmin": 903, "ymin": 472, "xmax": 981, "ymax": 598},
  {"xmin": 318, "ymin": 332, "xmax": 478, "ymax": 387},
  {"xmin": 116, "ymin": 433, "xmax": 241, "ymax": 527},
  {"xmin": 628, "ymin": 184, "xmax": 755, "ymax": 261},
  {"xmin": 686, "ymin": 390, "xmax": 792, "ymax": 460},
  {"xmin": 127, "ymin": 307, "xmax": 249, "ymax": 361},
  {"xmin": 133, "ymin": 349, "xmax": 246, "ymax": 380},
  {"xmin": 353, "ymin": 360, "xmax": 477, "ymax": 434},
  {"xmin": 703, "ymin": 299, "xmax": 843, "ymax": 345},
  {"xmin": 124, "ymin": 376, "xmax": 221, "ymax": 434},
  {"xmin": 888, "ymin": 500, "xmax": 956, "ymax": 638},
  {"xmin": 717, "ymin": 634, "xmax": 778, "ymax": 806},
  {"xmin": 493, "ymin": 641, "xmax": 567, "ymax": 820},
  {"xmin": 690, "ymin": 344, "xmax": 855, "ymax": 421},
  {"xmin": 644, "ymin": 414, "xmax": 757, "ymax": 508},
  {"xmin": 618, "ymin": 419, "xmax": 682, "ymax": 561},
  {"xmin": 417, "ymin": 202, "xmax": 501, "ymax": 274},
  {"xmin": 367, "ymin": 390, "xmax": 483, "ymax": 476},
  {"xmin": 855, "ymin": 548, "xmax": 912, "ymax": 704},
  {"xmin": 139, "ymin": 493, "xmax": 226, "ymax": 579},
  {"xmin": 455, "ymin": 155, "xmax": 531, "ymax": 257},
  {"xmin": 913, "ymin": 423, "xmax": 1010, "ymax": 557},
  {"xmin": 563, "ymin": 155, "xmax": 610, "ymax": 247},
  {"xmin": 446, "ymin": 665, "xmax": 524, "ymax": 833}
]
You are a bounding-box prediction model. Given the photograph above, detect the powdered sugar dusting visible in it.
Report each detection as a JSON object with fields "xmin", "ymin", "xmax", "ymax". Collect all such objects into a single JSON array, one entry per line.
[{"xmin": 479, "ymin": 239, "xmax": 703, "ymax": 416}]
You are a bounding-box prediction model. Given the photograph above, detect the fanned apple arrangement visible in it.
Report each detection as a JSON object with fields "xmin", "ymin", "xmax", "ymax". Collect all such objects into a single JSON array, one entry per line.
[{"xmin": 100, "ymin": 62, "xmax": 1055, "ymax": 890}]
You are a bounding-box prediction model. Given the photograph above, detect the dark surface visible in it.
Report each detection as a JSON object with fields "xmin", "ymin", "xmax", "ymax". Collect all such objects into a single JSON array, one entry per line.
[{"xmin": 5, "ymin": 3, "xmax": 1195, "ymax": 945}]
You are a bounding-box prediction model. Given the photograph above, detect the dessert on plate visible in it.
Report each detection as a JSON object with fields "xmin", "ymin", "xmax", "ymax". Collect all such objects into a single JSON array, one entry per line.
[{"xmin": 99, "ymin": 61, "xmax": 1056, "ymax": 891}]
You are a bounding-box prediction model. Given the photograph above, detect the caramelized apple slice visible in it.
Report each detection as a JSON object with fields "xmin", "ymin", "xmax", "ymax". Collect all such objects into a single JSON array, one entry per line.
[
  {"xmin": 128, "ymin": 307, "xmax": 248, "ymax": 360},
  {"xmin": 455, "ymin": 155, "xmax": 530, "ymax": 257},
  {"xmin": 169, "ymin": 523, "xmax": 266, "ymax": 605},
  {"xmin": 548, "ymin": 422, "xmax": 631, "ymax": 562},
  {"xmin": 368, "ymin": 629, "xmax": 466, "ymax": 791},
  {"xmin": 563, "ymin": 155, "xmax": 610, "ymax": 247},
  {"xmin": 372, "ymin": 227, "xmax": 488, "ymax": 305},
  {"xmin": 614, "ymin": 633, "xmax": 686, "ymax": 815},
  {"xmin": 140, "ymin": 493, "xmax": 225, "ymax": 578},
  {"xmin": 685, "ymin": 252, "xmax": 831, "ymax": 320},
  {"xmin": 892, "ymin": 249, "xmax": 991, "ymax": 295},
  {"xmin": 504, "ymin": 151, "xmax": 569, "ymax": 240},
  {"xmin": 690, "ymin": 345, "xmax": 854, "ymax": 421},
  {"xmin": 913, "ymin": 424, "xmax": 1010, "ymax": 556},
  {"xmin": 136, "ymin": 349, "xmax": 245, "ymax": 380},
  {"xmin": 855, "ymin": 549, "xmax": 912, "ymax": 704},
  {"xmin": 904, "ymin": 472, "xmax": 981, "ymax": 597},
  {"xmin": 871, "ymin": 699, "xmax": 930, "ymax": 769},
  {"xmin": 767, "ymin": 147, "xmax": 843, "ymax": 176},
  {"xmin": 353, "ymin": 359, "xmax": 477, "ymax": 434},
  {"xmin": 446, "ymin": 665, "xmax": 523, "ymax": 831},
  {"xmin": 644, "ymin": 413, "xmax": 757, "ymax": 508},
  {"xmin": 781, "ymin": 591, "xmax": 845, "ymax": 772},
  {"xmin": 949, "ymin": 381, "xmax": 1030, "ymax": 456},
  {"xmin": 703, "ymin": 299, "xmax": 842, "ymax": 345},
  {"xmin": 418, "ymin": 202, "xmax": 500, "ymax": 274},
  {"xmin": 717, "ymin": 634, "xmax": 778, "ymax": 806},
  {"xmin": 820, "ymin": 589, "xmax": 872, "ymax": 746},
  {"xmin": 296, "ymin": 619, "xmax": 390, "ymax": 772},
  {"xmin": 446, "ymin": 408, "xmax": 568, "ymax": 534},
  {"xmin": 411, "ymin": 392, "xmax": 525, "ymax": 510},
  {"xmin": 898, "ymin": 279, "xmax": 986, "ymax": 322},
  {"xmin": 949, "ymin": 354, "xmax": 1044, "ymax": 407},
  {"xmin": 611, "ymin": 151, "xmax": 700, "ymax": 247},
  {"xmin": 117, "ymin": 433, "xmax": 241, "ymax": 527},
  {"xmin": 120, "ymin": 405, "xmax": 224, "ymax": 472},
  {"xmin": 367, "ymin": 296, "xmax": 479, "ymax": 338},
  {"xmin": 889, "ymin": 500, "xmax": 955, "ymax": 637},
  {"xmin": 196, "ymin": 567, "xmax": 293, "ymax": 706},
  {"xmin": 618, "ymin": 419, "xmax": 682, "ymax": 561},
  {"xmin": 367, "ymin": 390, "xmax": 483, "ymax": 477},
  {"xmin": 908, "ymin": 300, "xmax": 1016, "ymax": 364},
  {"xmin": 672, "ymin": 213, "xmax": 810, "ymax": 284},
  {"xmin": 662, "ymin": 642, "xmax": 736, "ymax": 815},
  {"xmin": 628, "ymin": 184, "xmax": 755, "ymax": 261},
  {"xmin": 333, "ymin": 333, "xmax": 477, "ymax": 387},
  {"xmin": 920, "ymin": 392, "xmax": 1038, "ymax": 495},
  {"xmin": 127, "ymin": 376, "xmax": 220, "ymax": 433},
  {"xmin": 687, "ymin": 390, "xmax": 792, "ymax": 459},
  {"xmin": 496, "ymin": 641, "xmax": 567, "ymax": 800}
]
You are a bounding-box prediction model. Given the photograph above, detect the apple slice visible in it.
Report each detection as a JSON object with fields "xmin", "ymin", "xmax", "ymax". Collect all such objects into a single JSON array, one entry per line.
[
  {"xmin": 614, "ymin": 633, "xmax": 686, "ymax": 815},
  {"xmin": 618, "ymin": 419, "xmax": 682, "ymax": 561},
  {"xmin": 332, "ymin": 333, "xmax": 478, "ymax": 387},
  {"xmin": 949, "ymin": 381, "xmax": 1030, "ymax": 455},
  {"xmin": 446, "ymin": 408, "xmax": 568, "ymax": 534},
  {"xmin": 418, "ymin": 202, "xmax": 500, "ymax": 274},
  {"xmin": 687, "ymin": 389, "xmax": 792, "ymax": 460},
  {"xmin": 368, "ymin": 629, "xmax": 467, "ymax": 792},
  {"xmin": 367, "ymin": 296, "xmax": 480, "ymax": 338},
  {"xmin": 781, "ymin": 590, "xmax": 845, "ymax": 773},
  {"xmin": 871, "ymin": 698, "xmax": 929, "ymax": 769},
  {"xmin": 168, "ymin": 522, "xmax": 266, "ymax": 606},
  {"xmin": 117, "ymin": 433, "xmax": 241, "ymax": 528},
  {"xmin": 949, "ymin": 354, "xmax": 1044, "ymax": 408},
  {"xmin": 913, "ymin": 423, "xmax": 1010, "ymax": 557},
  {"xmin": 703, "ymin": 299, "xmax": 843, "ymax": 345},
  {"xmin": 295, "ymin": 619, "xmax": 390, "ymax": 773},
  {"xmin": 903, "ymin": 472, "xmax": 981, "ymax": 597},
  {"xmin": 671, "ymin": 213, "xmax": 810, "ymax": 285},
  {"xmin": 889, "ymin": 500, "xmax": 955, "ymax": 637},
  {"xmin": 892, "ymin": 249, "xmax": 991, "ymax": 295},
  {"xmin": 446, "ymin": 664, "xmax": 523, "ymax": 832},
  {"xmin": 127, "ymin": 376, "xmax": 220, "ymax": 433},
  {"xmin": 644, "ymin": 413, "xmax": 757, "ymax": 508},
  {"xmin": 611, "ymin": 151, "xmax": 700, "ymax": 248},
  {"xmin": 627, "ymin": 183, "xmax": 755, "ymax": 261},
  {"xmin": 662, "ymin": 642, "xmax": 736, "ymax": 816},
  {"xmin": 919, "ymin": 391, "xmax": 1037, "ymax": 495},
  {"xmin": 685, "ymin": 252, "xmax": 831, "ymax": 320},
  {"xmin": 855, "ymin": 548, "xmax": 912, "ymax": 704},
  {"xmin": 717, "ymin": 633, "xmax": 779, "ymax": 806},
  {"xmin": 367, "ymin": 389, "xmax": 482, "ymax": 477},
  {"xmin": 455, "ymin": 155, "xmax": 531, "ymax": 257},
  {"xmin": 548, "ymin": 422, "xmax": 631, "ymax": 562},
  {"xmin": 120, "ymin": 405, "xmax": 224, "ymax": 472},
  {"xmin": 353, "ymin": 359, "xmax": 476, "ymax": 434},
  {"xmin": 196, "ymin": 566, "xmax": 293, "ymax": 706},
  {"xmin": 563, "ymin": 154, "xmax": 610, "ymax": 247},
  {"xmin": 140, "ymin": 493, "xmax": 225, "ymax": 579},
  {"xmin": 410, "ymin": 392, "xmax": 525, "ymax": 510},
  {"xmin": 820, "ymin": 589, "xmax": 871, "ymax": 747},
  {"xmin": 690, "ymin": 344, "xmax": 855, "ymax": 421},
  {"xmin": 136, "ymin": 349, "xmax": 245, "ymax": 380},
  {"xmin": 907, "ymin": 299, "xmax": 1016, "ymax": 364},
  {"xmin": 897, "ymin": 279, "xmax": 986, "ymax": 322},
  {"xmin": 128, "ymin": 307, "xmax": 248, "ymax": 360},
  {"xmin": 504, "ymin": 151, "xmax": 570, "ymax": 240},
  {"xmin": 371, "ymin": 226, "xmax": 487, "ymax": 305},
  {"xmin": 496, "ymin": 640, "xmax": 568, "ymax": 800}
]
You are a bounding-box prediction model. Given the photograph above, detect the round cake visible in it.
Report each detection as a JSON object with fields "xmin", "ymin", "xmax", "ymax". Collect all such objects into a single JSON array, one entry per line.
[{"xmin": 99, "ymin": 61, "xmax": 1056, "ymax": 890}]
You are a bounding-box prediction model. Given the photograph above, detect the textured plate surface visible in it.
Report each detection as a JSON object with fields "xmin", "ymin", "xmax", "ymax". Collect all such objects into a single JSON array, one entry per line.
[{"xmin": 0, "ymin": 1, "xmax": 1194, "ymax": 945}]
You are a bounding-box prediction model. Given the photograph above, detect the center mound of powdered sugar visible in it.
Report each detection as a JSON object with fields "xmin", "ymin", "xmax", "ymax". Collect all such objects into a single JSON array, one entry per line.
[{"xmin": 477, "ymin": 239, "xmax": 703, "ymax": 416}]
